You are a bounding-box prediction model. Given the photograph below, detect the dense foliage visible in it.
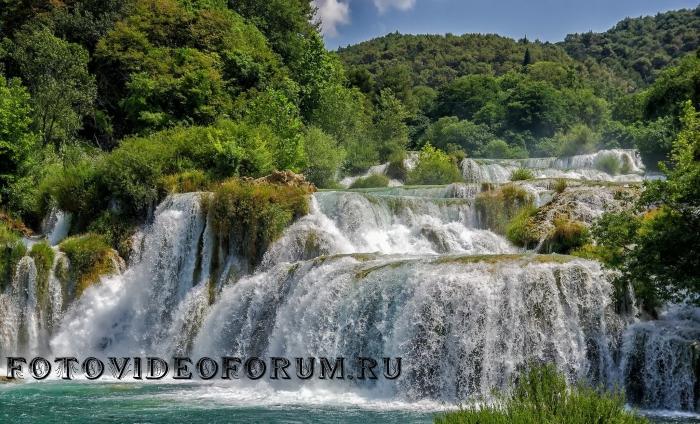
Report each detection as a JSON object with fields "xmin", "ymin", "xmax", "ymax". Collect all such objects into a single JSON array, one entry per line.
[
  {"xmin": 562, "ymin": 7, "xmax": 700, "ymax": 86},
  {"xmin": 435, "ymin": 364, "xmax": 647, "ymax": 424},
  {"xmin": 590, "ymin": 102, "xmax": 700, "ymax": 311}
]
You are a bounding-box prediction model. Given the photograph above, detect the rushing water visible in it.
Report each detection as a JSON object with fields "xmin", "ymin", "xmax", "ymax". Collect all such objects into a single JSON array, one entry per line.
[{"xmin": 0, "ymin": 149, "xmax": 697, "ymax": 422}]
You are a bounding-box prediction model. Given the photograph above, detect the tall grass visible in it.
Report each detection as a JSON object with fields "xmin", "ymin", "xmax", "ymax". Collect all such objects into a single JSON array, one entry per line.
[{"xmin": 435, "ymin": 365, "xmax": 647, "ymax": 424}]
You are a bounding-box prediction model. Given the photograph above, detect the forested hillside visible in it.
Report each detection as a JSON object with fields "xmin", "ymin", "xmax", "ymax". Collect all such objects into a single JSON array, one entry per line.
[
  {"xmin": 336, "ymin": 7, "xmax": 700, "ymax": 168},
  {"xmin": 562, "ymin": 6, "xmax": 700, "ymax": 86}
]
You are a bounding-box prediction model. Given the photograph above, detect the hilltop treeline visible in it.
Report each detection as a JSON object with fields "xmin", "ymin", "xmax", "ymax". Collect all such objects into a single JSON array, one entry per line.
[{"xmin": 0, "ymin": 1, "xmax": 699, "ymax": 269}]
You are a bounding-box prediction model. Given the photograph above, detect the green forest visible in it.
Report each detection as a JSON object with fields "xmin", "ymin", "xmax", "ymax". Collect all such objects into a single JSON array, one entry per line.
[{"xmin": 0, "ymin": 1, "xmax": 699, "ymax": 307}]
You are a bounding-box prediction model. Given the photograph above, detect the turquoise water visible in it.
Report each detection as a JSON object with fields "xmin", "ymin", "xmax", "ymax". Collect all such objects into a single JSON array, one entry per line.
[{"xmin": 1, "ymin": 382, "xmax": 698, "ymax": 423}]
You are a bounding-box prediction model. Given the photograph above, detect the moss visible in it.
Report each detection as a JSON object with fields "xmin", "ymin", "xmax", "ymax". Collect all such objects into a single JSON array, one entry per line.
[
  {"xmin": 354, "ymin": 260, "xmax": 408, "ymax": 280},
  {"xmin": 0, "ymin": 223, "xmax": 27, "ymax": 291},
  {"xmin": 29, "ymin": 242, "xmax": 55, "ymax": 315},
  {"xmin": 542, "ymin": 218, "xmax": 590, "ymax": 254},
  {"xmin": 208, "ymin": 178, "xmax": 311, "ymax": 267},
  {"xmin": 506, "ymin": 206, "xmax": 540, "ymax": 248},
  {"xmin": 510, "ymin": 168, "xmax": 534, "ymax": 181},
  {"xmin": 86, "ymin": 211, "xmax": 138, "ymax": 260},
  {"xmin": 59, "ymin": 234, "xmax": 118, "ymax": 298},
  {"xmin": 159, "ymin": 170, "xmax": 211, "ymax": 194},
  {"xmin": 433, "ymin": 253, "xmax": 576, "ymax": 266},
  {"xmin": 475, "ymin": 184, "xmax": 534, "ymax": 234},
  {"xmin": 385, "ymin": 151, "xmax": 408, "ymax": 181},
  {"xmin": 350, "ymin": 174, "xmax": 390, "ymax": 189}
]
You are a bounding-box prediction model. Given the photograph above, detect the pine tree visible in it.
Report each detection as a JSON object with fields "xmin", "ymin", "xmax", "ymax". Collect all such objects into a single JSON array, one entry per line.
[{"xmin": 523, "ymin": 48, "xmax": 532, "ymax": 67}]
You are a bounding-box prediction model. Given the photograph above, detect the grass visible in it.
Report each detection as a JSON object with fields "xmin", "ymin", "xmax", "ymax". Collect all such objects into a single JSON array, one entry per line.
[
  {"xmin": 542, "ymin": 218, "xmax": 590, "ymax": 254},
  {"xmin": 207, "ymin": 178, "xmax": 311, "ymax": 266},
  {"xmin": 510, "ymin": 168, "xmax": 535, "ymax": 181},
  {"xmin": 350, "ymin": 174, "xmax": 390, "ymax": 189},
  {"xmin": 475, "ymin": 184, "xmax": 534, "ymax": 234},
  {"xmin": 553, "ymin": 179, "xmax": 568, "ymax": 194},
  {"xmin": 59, "ymin": 234, "xmax": 118, "ymax": 298},
  {"xmin": 506, "ymin": 206, "xmax": 539, "ymax": 248},
  {"xmin": 29, "ymin": 242, "xmax": 55, "ymax": 316},
  {"xmin": 0, "ymin": 222, "xmax": 26, "ymax": 291},
  {"xmin": 159, "ymin": 170, "xmax": 210, "ymax": 194},
  {"xmin": 435, "ymin": 364, "xmax": 647, "ymax": 424}
]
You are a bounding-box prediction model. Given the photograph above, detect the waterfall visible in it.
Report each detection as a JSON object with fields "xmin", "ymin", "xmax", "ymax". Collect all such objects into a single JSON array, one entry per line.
[
  {"xmin": 1, "ymin": 173, "xmax": 697, "ymax": 412},
  {"xmin": 461, "ymin": 149, "xmax": 646, "ymax": 184}
]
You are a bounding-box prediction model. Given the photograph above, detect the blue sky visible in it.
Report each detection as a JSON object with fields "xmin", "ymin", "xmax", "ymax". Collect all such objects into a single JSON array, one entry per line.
[{"xmin": 313, "ymin": 0, "xmax": 699, "ymax": 49}]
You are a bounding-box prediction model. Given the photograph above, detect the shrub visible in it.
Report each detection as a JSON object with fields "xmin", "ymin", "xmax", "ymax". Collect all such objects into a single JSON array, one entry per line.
[
  {"xmin": 385, "ymin": 151, "xmax": 408, "ymax": 181},
  {"xmin": 29, "ymin": 242, "xmax": 55, "ymax": 316},
  {"xmin": 0, "ymin": 222, "xmax": 26, "ymax": 291},
  {"xmin": 556, "ymin": 124, "xmax": 600, "ymax": 157},
  {"xmin": 510, "ymin": 168, "xmax": 534, "ymax": 181},
  {"xmin": 506, "ymin": 206, "xmax": 539, "ymax": 248},
  {"xmin": 476, "ymin": 184, "xmax": 534, "ymax": 234},
  {"xmin": 59, "ymin": 234, "xmax": 118, "ymax": 298},
  {"xmin": 595, "ymin": 153, "xmax": 622, "ymax": 175},
  {"xmin": 435, "ymin": 364, "xmax": 647, "ymax": 424},
  {"xmin": 553, "ymin": 179, "xmax": 568, "ymax": 194},
  {"xmin": 159, "ymin": 170, "xmax": 211, "ymax": 194},
  {"xmin": 302, "ymin": 127, "xmax": 345, "ymax": 188},
  {"xmin": 407, "ymin": 144, "xmax": 463, "ymax": 185},
  {"xmin": 208, "ymin": 179, "xmax": 311, "ymax": 266},
  {"xmin": 479, "ymin": 139, "xmax": 528, "ymax": 159},
  {"xmin": 542, "ymin": 218, "xmax": 590, "ymax": 254},
  {"xmin": 350, "ymin": 174, "xmax": 390, "ymax": 189}
]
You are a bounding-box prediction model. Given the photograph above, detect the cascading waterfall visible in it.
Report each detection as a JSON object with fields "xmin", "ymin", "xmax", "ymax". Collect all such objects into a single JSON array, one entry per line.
[
  {"xmin": 461, "ymin": 149, "xmax": 646, "ymax": 184},
  {"xmin": 1, "ymin": 161, "xmax": 697, "ymax": 412}
]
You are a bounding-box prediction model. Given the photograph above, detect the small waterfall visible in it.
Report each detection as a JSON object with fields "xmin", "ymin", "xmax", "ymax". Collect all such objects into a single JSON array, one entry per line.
[
  {"xmin": 42, "ymin": 209, "xmax": 72, "ymax": 246},
  {"xmin": 620, "ymin": 306, "xmax": 700, "ymax": 411},
  {"xmin": 0, "ymin": 257, "xmax": 41, "ymax": 357},
  {"xmin": 462, "ymin": 149, "xmax": 646, "ymax": 184}
]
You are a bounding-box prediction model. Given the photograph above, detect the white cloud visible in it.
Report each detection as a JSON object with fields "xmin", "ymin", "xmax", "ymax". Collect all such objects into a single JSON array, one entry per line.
[
  {"xmin": 373, "ymin": 0, "xmax": 416, "ymax": 14},
  {"xmin": 313, "ymin": 0, "xmax": 351, "ymax": 37}
]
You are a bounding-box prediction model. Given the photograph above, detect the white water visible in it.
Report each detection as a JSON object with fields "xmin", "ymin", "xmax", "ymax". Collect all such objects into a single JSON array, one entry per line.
[
  {"xmin": 1, "ymin": 167, "xmax": 697, "ymax": 412},
  {"xmin": 462, "ymin": 149, "xmax": 646, "ymax": 184}
]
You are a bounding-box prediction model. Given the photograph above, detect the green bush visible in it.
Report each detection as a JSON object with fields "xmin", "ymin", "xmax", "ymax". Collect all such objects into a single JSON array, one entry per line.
[
  {"xmin": 553, "ymin": 179, "xmax": 568, "ymax": 194},
  {"xmin": 207, "ymin": 179, "xmax": 311, "ymax": 266},
  {"xmin": 479, "ymin": 139, "xmax": 528, "ymax": 159},
  {"xmin": 407, "ymin": 144, "xmax": 463, "ymax": 185},
  {"xmin": 0, "ymin": 222, "xmax": 26, "ymax": 291},
  {"xmin": 476, "ymin": 184, "xmax": 534, "ymax": 234},
  {"xmin": 595, "ymin": 153, "xmax": 622, "ymax": 175},
  {"xmin": 506, "ymin": 206, "xmax": 539, "ymax": 248},
  {"xmin": 59, "ymin": 234, "xmax": 118, "ymax": 298},
  {"xmin": 435, "ymin": 364, "xmax": 647, "ymax": 424},
  {"xmin": 510, "ymin": 168, "xmax": 534, "ymax": 181},
  {"xmin": 350, "ymin": 174, "xmax": 390, "ymax": 189},
  {"xmin": 302, "ymin": 127, "xmax": 345, "ymax": 188},
  {"xmin": 29, "ymin": 242, "xmax": 55, "ymax": 316},
  {"xmin": 556, "ymin": 124, "xmax": 601, "ymax": 157},
  {"xmin": 385, "ymin": 151, "xmax": 408, "ymax": 181},
  {"xmin": 542, "ymin": 218, "xmax": 590, "ymax": 254},
  {"xmin": 159, "ymin": 170, "xmax": 211, "ymax": 194}
]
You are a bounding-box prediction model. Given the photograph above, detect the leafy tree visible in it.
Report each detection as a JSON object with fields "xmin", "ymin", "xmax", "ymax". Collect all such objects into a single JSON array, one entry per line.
[
  {"xmin": 434, "ymin": 74, "xmax": 500, "ymax": 120},
  {"xmin": 422, "ymin": 116, "xmax": 496, "ymax": 155},
  {"xmin": 302, "ymin": 127, "xmax": 344, "ymax": 188},
  {"xmin": 504, "ymin": 80, "xmax": 567, "ymax": 139},
  {"xmin": 373, "ymin": 89, "xmax": 410, "ymax": 161},
  {"xmin": 593, "ymin": 102, "xmax": 700, "ymax": 310},
  {"xmin": 407, "ymin": 144, "xmax": 463, "ymax": 185},
  {"xmin": 0, "ymin": 75, "xmax": 36, "ymax": 204},
  {"xmin": 8, "ymin": 26, "xmax": 96, "ymax": 148}
]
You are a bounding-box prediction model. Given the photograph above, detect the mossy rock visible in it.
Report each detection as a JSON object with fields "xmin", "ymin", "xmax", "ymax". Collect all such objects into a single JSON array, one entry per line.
[
  {"xmin": 59, "ymin": 234, "xmax": 122, "ymax": 299},
  {"xmin": 207, "ymin": 177, "xmax": 312, "ymax": 267},
  {"xmin": 0, "ymin": 222, "xmax": 27, "ymax": 291},
  {"xmin": 29, "ymin": 242, "xmax": 55, "ymax": 317}
]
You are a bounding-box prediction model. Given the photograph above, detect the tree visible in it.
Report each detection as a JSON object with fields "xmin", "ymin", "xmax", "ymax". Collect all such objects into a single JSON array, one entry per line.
[
  {"xmin": 421, "ymin": 116, "xmax": 496, "ymax": 155},
  {"xmin": 434, "ymin": 74, "xmax": 500, "ymax": 120},
  {"xmin": 0, "ymin": 75, "xmax": 36, "ymax": 203},
  {"xmin": 593, "ymin": 102, "xmax": 700, "ymax": 310},
  {"xmin": 373, "ymin": 89, "xmax": 410, "ymax": 162},
  {"xmin": 522, "ymin": 47, "xmax": 532, "ymax": 66},
  {"xmin": 9, "ymin": 27, "xmax": 96, "ymax": 148},
  {"xmin": 303, "ymin": 127, "xmax": 345, "ymax": 188},
  {"xmin": 407, "ymin": 144, "xmax": 463, "ymax": 185}
]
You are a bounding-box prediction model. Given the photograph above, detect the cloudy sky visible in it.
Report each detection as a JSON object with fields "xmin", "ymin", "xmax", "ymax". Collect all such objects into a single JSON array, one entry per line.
[{"xmin": 313, "ymin": 0, "xmax": 699, "ymax": 49}]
